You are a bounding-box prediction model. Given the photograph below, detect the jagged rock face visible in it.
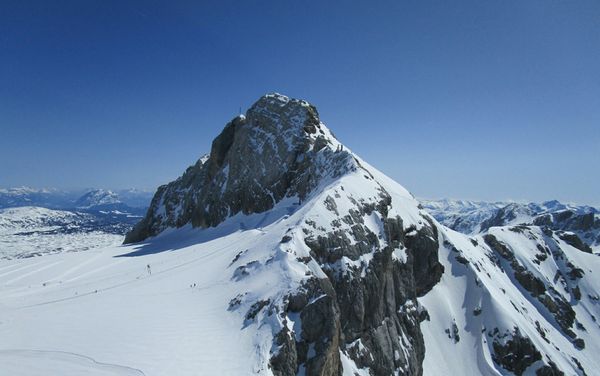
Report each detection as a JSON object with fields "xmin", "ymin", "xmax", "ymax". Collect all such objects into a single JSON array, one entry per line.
[
  {"xmin": 491, "ymin": 328, "xmax": 542, "ymax": 375},
  {"xmin": 263, "ymin": 175, "xmax": 444, "ymax": 375},
  {"xmin": 299, "ymin": 196, "xmax": 443, "ymax": 375},
  {"xmin": 125, "ymin": 94, "xmax": 353, "ymax": 243}
]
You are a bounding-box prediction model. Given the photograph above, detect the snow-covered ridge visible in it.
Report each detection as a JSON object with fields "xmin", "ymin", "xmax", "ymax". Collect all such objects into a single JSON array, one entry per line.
[{"xmin": 0, "ymin": 187, "xmax": 153, "ymax": 210}]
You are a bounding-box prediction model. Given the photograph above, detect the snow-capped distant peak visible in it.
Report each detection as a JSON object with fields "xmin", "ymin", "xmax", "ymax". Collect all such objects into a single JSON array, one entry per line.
[{"xmin": 75, "ymin": 189, "xmax": 121, "ymax": 209}]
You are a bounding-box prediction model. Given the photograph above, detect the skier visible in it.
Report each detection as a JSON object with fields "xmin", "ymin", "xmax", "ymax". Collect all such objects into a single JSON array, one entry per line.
[{"xmin": 146, "ymin": 264, "xmax": 152, "ymax": 275}]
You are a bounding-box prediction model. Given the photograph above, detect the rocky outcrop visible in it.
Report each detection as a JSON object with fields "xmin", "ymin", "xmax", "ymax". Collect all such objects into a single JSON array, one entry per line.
[
  {"xmin": 270, "ymin": 185, "xmax": 444, "ymax": 375},
  {"xmin": 491, "ymin": 329, "xmax": 541, "ymax": 375},
  {"xmin": 483, "ymin": 232, "xmax": 581, "ymax": 340},
  {"xmin": 272, "ymin": 278, "xmax": 341, "ymax": 376},
  {"xmin": 556, "ymin": 231, "xmax": 592, "ymax": 253}
]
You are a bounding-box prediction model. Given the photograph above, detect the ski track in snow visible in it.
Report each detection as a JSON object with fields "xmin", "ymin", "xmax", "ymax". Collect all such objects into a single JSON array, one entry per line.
[{"xmin": 0, "ymin": 349, "xmax": 146, "ymax": 376}]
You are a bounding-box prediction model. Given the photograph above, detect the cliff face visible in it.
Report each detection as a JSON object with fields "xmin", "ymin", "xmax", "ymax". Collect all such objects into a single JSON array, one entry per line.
[{"xmin": 271, "ymin": 181, "xmax": 444, "ymax": 375}]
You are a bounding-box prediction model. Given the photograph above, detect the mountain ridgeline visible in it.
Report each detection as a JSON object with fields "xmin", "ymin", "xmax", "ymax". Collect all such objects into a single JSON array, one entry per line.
[{"xmin": 125, "ymin": 94, "xmax": 599, "ymax": 376}]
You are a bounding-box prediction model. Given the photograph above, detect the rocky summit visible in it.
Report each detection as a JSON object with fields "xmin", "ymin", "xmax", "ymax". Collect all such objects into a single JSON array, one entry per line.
[{"xmin": 125, "ymin": 94, "xmax": 354, "ymax": 243}]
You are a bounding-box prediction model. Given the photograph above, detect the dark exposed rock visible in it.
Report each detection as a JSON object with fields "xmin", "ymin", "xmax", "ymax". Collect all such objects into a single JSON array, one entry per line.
[
  {"xmin": 536, "ymin": 361, "xmax": 564, "ymax": 376},
  {"xmin": 567, "ymin": 265, "xmax": 585, "ymax": 280},
  {"xmin": 480, "ymin": 204, "xmax": 524, "ymax": 232},
  {"xmin": 572, "ymin": 356, "xmax": 587, "ymax": 375},
  {"xmin": 455, "ymin": 254, "xmax": 469, "ymax": 265},
  {"xmin": 274, "ymin": 190, "xmax": 444, "ymax": 375},
  {"xmin": 228, "ymin": 293, "xmax": 246, "ymax": 311},
  {"xmin": 270, "ymin": 327, "xmax": 298, "ymax": 376},
  {"xmin": 407, "ymin": 220, "xmax": 444, "ymax": 297},
  {"xmin": 538, "ymin": 293, "xmax": 576, "ymax": 335},
  {"xmin": 557, "ymin": 232, "xmax": 592, "ymax": 253},
  {"xmin": 484, "ymin": 234, "xmax": 514, "ymax": 261},
  {"xmin": 573, "ymin": 338, "xmax": 585, "ymax": 350},
  {"xmin": 301, "ymin": 296, "xmax": 342, "ymax": 376},
  {"xmin": 279, "ymin": 277, "xmax": 341, "ymax": 376},
  {"xmin": 514, "ymin": 267, "xmax": 546, "ymax": 296},
  {"xmin": 572, "ymin": 286, "xmax": 582, "ymax": 300},
  {"xmin": 245, "ymin": 299, "xmax": 270, "ymax": 321},
  {"xmin": 492, "ymin": 329, "xmax": 542, "ymax": 375},
  {"xmin": 445, "ymin": 321, "xmax": 460, "ymax": 343}
]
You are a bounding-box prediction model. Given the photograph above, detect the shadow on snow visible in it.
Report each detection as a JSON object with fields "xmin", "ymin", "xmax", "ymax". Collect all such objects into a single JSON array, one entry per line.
[{"xmin": 114, "ymin": 198, "xmax": 300, "ymax": 257}]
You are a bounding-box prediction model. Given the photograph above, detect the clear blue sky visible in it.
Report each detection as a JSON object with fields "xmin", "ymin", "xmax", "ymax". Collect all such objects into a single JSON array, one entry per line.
[{"xmin": 1, "ymin": 1, "xmax": 599, "ymax": 205}]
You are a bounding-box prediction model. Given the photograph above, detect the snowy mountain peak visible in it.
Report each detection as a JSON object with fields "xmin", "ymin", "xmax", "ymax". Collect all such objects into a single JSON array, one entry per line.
[
  {"xmin": 122, "ymin": 93, "xmax": 448, "ymax": 374},
  {"xmin": 125, "ymin": 93, "xmax": 357, "ymax": 243},
  {"xmin": 75, "ymin": 189, "xmax": 120, "ymax": 209}
]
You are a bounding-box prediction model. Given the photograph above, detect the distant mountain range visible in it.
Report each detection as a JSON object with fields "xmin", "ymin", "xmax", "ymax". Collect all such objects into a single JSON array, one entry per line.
[
  {"xmin": 421, "ymin": 199, "xmax": 600, "ymax": 252},
  {"xmin": 0, "ymin": 187, "xmax": 153, "ymax": 211},
  {"xmin": 0, "ymin": 187, "xmax": 154, "ymax": 259}
]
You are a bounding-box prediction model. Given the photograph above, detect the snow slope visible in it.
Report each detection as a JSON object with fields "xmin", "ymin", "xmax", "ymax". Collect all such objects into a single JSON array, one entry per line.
[
  {"xmin": 0, "ymin": 226, "xmax": 268, "ymax": 375},
  {"xmin": 420, "ymin": 224, "xmax": 600, "ymax": 375}
]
